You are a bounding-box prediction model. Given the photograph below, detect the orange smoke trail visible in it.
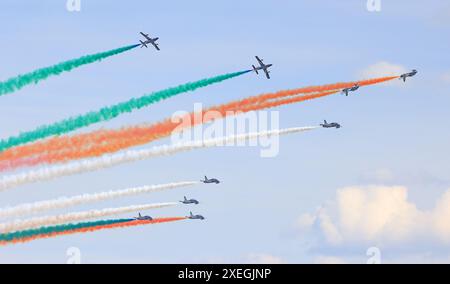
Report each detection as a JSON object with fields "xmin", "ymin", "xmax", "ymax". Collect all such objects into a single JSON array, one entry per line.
[
  {"xmin": 0, "ymin": 90, "xmax": 339, "ymax": 171},
  {"xmin": 221, "ymin": 76, "xmax": 397, "ymax": 108},
  {"xmin": 0, "ymin": 90, "xmax": 338, "ymax": 170},
  {"xmin": 0, "ymin": 217, "xmax": 186, "ymax": 246},
  {"xmin": 237, "ymin": 90, "xmax": 339, "ymax": 112},
  {"xmin": 0, "ymin": 76, "xmax": 397, "ymax": 170}
]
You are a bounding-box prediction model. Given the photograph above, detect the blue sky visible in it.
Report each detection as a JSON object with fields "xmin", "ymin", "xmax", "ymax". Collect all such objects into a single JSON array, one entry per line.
[{"xmin": 0, "ymin": 0, "xmax": 449, "ymax": 263}]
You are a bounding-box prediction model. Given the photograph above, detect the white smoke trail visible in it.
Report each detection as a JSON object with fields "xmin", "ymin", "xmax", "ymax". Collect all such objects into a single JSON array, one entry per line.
[
  {"xmin": 0, "ymin": 181, "xmax": 199, "ymax": 219},
  {"xmin": 0, "ymin": 202, "xmax": 178, "ymax": 233},
  {"xmin": 0, "ymin": 126, "xmax": 318, "ymax": 191}
]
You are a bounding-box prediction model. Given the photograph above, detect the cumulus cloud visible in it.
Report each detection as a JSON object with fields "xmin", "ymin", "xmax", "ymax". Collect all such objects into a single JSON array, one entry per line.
[
  {"xmin": 359, "ymin": 62, "xmax": 408, "ymax": 86},
  {"xmin": 296, "ymin": 185, "xmax": 450, "ymax": 247}
]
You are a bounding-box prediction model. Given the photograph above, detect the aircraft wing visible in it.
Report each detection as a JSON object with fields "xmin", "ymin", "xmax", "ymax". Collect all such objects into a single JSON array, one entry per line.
[
  {"xmin": 140, "ymin": 32, "xmax": 151, "ymax": 40},
  {"xmin": 255, "ymin": 56, "xmax": 264, "ymax": 66},
  {"xmin": 152, "ymin": 42, "xmax": 160, "ymax": 50}
]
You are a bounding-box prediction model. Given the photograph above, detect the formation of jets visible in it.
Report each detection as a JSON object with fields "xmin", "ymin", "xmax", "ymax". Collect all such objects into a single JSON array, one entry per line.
[
  {"xmin": 131, "ymin": 175, "xmax": 222, "ymax": 221},
  {"xmin": 400, "ymin": 69, "xmax": 418, "ymax": 82},
  {"xmin": 202, "ymin": 176, "xmax": 220, "ymax": 184},
  {"xmin": 135, "ymin": 211, "xmax": 205, "ymax": 221},
  {"xmin": 138, "ymin": 32, "xmax": 274, "ymax": 80},
  {"xmin": 339, "ymin": 69, "xmax": 417, "ymax": 96},
  {"xmin": 138, "ymin": 31, "xmax": 418, "ymax": 87},
  {"xmin": 320, "ymin": 120, "xmax": 341, "ymax": 129},
  {"xmin": 135, "ymin": 32, "xmax": 419, "ymax": 226}
]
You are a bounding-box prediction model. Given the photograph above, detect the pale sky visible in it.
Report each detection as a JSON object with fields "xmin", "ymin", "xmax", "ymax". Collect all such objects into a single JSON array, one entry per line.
[{"xmin": 0, "ymin": 0, "xmax": 449, "ymax": 263}]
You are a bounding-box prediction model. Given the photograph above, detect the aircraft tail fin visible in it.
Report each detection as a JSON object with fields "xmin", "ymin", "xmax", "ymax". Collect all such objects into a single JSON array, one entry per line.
[
  {"xmin": 184, "ymin": 196, "xmax": 187, "ymax": 201},
  {"xmin": 190, "ymin": 211, "xmax": 193, "ymax": 217},
  {"xmin": 252, "ymin": 65, "xmax": 259, "ymax": 74},
  {"xmin": 140, "ymin": 40, "xmax": 147, "ymax": 48},
  {"xmin": 324, "ymin": 120, "xmax": 327, "ymax": 124}
]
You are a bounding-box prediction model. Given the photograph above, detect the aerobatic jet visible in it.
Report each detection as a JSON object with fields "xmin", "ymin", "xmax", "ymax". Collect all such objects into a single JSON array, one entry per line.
[
  {"xmin": 134, "ymin": 212, "xmax": 153, "ymax": 221},
  {"xmin": 139, "ymin": 32, "xmax": 160, "ymax": 50},
  {"xmin": 252, "ymin": 56, "xmax": 273, "ymax": 79},
  {"xmin": 202, "ymin": 176, "xmax": 220, "ymax": 184},
  {"xmin": 187, "ymin": 211, "xmax": 205, "ymax": 220},
  {"xmin": 399, "ymin": 69, "xmax": 418, "ymax": 82},
  {"xmin": 342, "ymin": 83, "xmax": 360, "ymax": 96},
  {"xmin": 320, "ymin": 120, "xmax": 341, "ymax": 129},
  {"xmin": 180, "ymin": 196, "xmax": 200, "ymax": 205}
]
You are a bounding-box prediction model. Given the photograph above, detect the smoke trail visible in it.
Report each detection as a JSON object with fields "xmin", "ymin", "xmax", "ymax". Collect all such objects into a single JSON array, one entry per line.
[
  {"xmin": 0, "ymin": 76, "xmax": 396, "ymax": 168},
  {"xmin": 0, "ymin": 181, "xmax": 199, "ymax": 219},
  {"xmin": 0, "ymin": 44, "xmax": 139, "ymax": 97},
  {"xmin": 0, "ymin": 217, "xmax": 186, "ymax": 246},
  {"xmin": 0, "ymin": 126, "xmax": 317, "ymax": 191},
  {"xmin": 0, "ymin": 218, "xmax": 133, "ymax": 242},
  {"xmin": 228, "ymin": 76, "xmax": 398, "ymax": 107},
  {"xmin": 236, "ymin": 91, "xmax": 339, "ymax": 113},
  {"xmin": 0, "ymin": 202, "xmax": 178, "ymax": 233},
  {"xmin": 0, "ymin": 70, "xmax": 250, "ymax": 152}
]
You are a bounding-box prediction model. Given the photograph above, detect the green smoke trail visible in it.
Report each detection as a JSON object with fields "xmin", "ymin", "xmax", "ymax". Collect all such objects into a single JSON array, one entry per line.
[
  {"xmin": 0, "ymin": 44, "xmax": 139, "ymax": 96},
  {"xmin": 0, "ymin": 218, "xmax": 133, "ymax": 242},
  {"xmin": 0, "ymin": 70, "xmax": 250, "ymax": 152}
]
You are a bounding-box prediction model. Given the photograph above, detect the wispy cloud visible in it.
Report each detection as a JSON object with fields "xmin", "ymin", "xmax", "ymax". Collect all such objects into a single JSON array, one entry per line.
[{"xmin": 359, "ymin": 62, "xmax": 408, "ymax": 86}]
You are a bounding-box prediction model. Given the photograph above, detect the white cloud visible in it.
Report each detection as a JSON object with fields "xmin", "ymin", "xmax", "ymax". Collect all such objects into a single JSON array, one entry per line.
[
  {"xmin": 245, "ymin": 253, "xmax": 285, "ymax": 264},
  {"xmin": 297, "ymin": 185, "xmax": 450, "ymax": 247},
  {"xmin": 359, "ymin": 62, "xmax": 408, "ymax": 86},
  {"xmin": 296, "ymin": 212, "xmax": 317, "ymax": 228}
]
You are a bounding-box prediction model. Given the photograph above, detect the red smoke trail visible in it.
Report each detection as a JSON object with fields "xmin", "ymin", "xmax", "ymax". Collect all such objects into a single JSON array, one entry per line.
[
  {"xmin": 0, "ymin": 76, "xmax": 397, "ymax": 170},
  {"xmin": 0, "ymin": 217, "xmax": 186, "ymax": 246}
]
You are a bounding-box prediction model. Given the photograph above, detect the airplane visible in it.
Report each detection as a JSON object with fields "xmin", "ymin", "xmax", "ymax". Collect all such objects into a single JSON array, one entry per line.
[
  {"xmin": 202, "ymin": 176, "xmax": 220, "ymax": 184},
  {"xmin": 134, "ymin": 212, "xmax": 153, "ymax": 221},
  {"xmin": 342, "ymin": 83, "xmax": 360, "ymax": 96},
  {"xmin": 180, "ymin": 196, "xmax": 199, "ymax": 205},
  {"xmin": 320, "ymin": 120, "xmax": 341, "ymax": 129},
  {"xmin": 139, "ymin": 32, "xmax": 160, "ymax": 50},
  {"xmin": 399, "ymin": 69, "xmax": 418, "ymax": 82},
  {"xmin": 187, "ymin": 211, "xmax": 205, "ymax": 220},
  {"xmin": 252, "ymin": 56, "xmax": 273, "ymax": 79}
]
